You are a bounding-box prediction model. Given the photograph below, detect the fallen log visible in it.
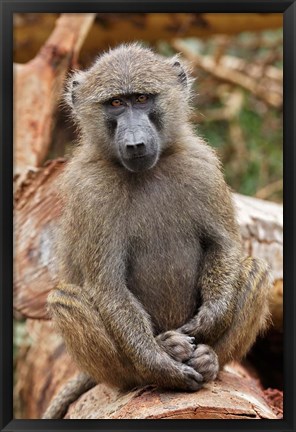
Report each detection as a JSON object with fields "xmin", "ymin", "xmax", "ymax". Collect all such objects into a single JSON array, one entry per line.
[{"xmin": 65, "ymin": 366, "xmax": 279, "ymax": 419}]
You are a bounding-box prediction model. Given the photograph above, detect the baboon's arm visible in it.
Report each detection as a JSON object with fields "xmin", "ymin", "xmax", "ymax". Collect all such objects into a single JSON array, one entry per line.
[
  {"xmin": 179, "ymin": 233, "xmax": 241, "ymax": 344},
  {"xmin": 91, "ymin": 273, "xmax": 163, "ymax": 365}
]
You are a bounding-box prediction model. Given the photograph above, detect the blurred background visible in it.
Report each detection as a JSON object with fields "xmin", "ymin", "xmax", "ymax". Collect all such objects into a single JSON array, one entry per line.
[{"xmin": 13, "ymin": 13, "xmax": 283, "ymax": 419}]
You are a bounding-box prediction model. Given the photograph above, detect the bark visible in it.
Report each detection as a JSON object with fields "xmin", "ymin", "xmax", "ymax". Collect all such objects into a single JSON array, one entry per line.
[
  {"xmin": 14, "ymin": 319, "xmax": 79, "ymax": 419},
  {"xmin": 14, "ymin": 13, "xmax": 282, "ymax": 65},
  {"xmin": 14, "ymin": 13, "xmax": 95, "ymax": 178},
  {"xmin": 14, "ymin": 159, "xmax": 66, "ymax": 320},
  {"xmin": 233, "ymin": 193, "xmax": 283, "ymax": 331}
]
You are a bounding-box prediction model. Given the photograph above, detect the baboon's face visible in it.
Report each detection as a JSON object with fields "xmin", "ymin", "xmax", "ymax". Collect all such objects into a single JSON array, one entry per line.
[
  {"xmin": 67, "ymin": 44, "xmax": 192, "ymax": 171},
  {"xmin": 103, "ymin": 93, "xmax": 160, "ymax": 172}
]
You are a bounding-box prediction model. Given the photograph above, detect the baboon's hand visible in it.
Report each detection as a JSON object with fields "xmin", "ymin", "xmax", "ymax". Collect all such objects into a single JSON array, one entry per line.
[
  {"xmin": 149, "ymin": 350, "xmax": 203, "ymax": 392},
  {"xmin": 156, "ymin": 330, "xmax": 196, "ymax": 363},
  {"xmin": 137, "ymin": 333, "xmax": 203, "ymax": 391},
  {"xmin": 176, "ymin": 363, "xmax": 204, "ymax": 391},
  {"xmin": 180, "ymin": 303, "xmax": 227, "ymax": 343},
  {"xmin": 186, "ymin": 344, "xmax": 219, "ymax": 383}
]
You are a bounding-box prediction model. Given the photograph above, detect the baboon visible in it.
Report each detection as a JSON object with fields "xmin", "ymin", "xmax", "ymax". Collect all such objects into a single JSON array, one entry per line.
[{"xmin": 44, "ymin": 44, "xmax": 271, "ymax": 418}]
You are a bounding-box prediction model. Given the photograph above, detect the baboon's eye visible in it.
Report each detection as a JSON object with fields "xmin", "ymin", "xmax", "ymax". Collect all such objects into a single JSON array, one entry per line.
[
  {"xmin": 111, "ymin": 99, "xmax": 123, "ymax": 107},
  {"xmin": 136, "ymin": 95, "xmax": 148, "ymax": 104}
]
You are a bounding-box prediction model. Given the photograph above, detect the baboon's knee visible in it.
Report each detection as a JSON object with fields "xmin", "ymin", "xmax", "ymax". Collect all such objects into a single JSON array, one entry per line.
[{"xmin": 47, "ymin": 284, "xmax": 88, "ymax": 323}]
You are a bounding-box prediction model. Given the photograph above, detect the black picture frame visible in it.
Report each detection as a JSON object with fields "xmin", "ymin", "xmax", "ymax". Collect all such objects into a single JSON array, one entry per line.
[{"xmin": 1, "ymin": 1, "xmax": 295, "ymax": 431}]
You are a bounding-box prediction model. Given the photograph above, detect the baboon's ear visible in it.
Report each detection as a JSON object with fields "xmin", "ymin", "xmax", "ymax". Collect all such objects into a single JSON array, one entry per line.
[
  {"xmin": 172, "ymin": 57, "xmax": 188, "ymax": 88},
  {"xmin": 65, "ymin": 71, "xmax": 85, "ymax": 109}
]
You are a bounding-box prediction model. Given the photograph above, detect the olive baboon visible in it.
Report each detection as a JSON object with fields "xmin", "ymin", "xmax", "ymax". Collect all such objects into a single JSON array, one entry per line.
[{"xmin": 44, "ymin": 44, "xmax": 271, "ymax": 418}]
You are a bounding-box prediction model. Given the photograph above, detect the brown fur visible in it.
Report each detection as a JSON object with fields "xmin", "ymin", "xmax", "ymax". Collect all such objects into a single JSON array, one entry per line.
[{"xmin": 44, "ymin": 44, "xmax": 271, "ymax": 418}]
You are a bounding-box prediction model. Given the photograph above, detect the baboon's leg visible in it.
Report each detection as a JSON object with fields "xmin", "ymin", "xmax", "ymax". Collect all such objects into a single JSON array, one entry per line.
[
  {"xmin": 47, "ymin": 284, "xmax": 143, "ymax": 390},
  {"xmin": 187, "ymin": 257, "xmax": 271, "ymax": 381},
  {"xmin": 44, "ymin": 285, "xmax": 201, "ymax": 419}
]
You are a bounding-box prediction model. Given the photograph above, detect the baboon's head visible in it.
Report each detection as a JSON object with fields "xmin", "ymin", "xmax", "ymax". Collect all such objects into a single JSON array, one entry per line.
[{"xmin": 66, "ymin": 44, "xmax": 192, "ymax": 172}]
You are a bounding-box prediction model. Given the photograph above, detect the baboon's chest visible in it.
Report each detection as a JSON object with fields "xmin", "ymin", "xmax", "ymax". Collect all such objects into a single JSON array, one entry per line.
[{"xmin": 126, "ymin": 202, "xmax": 202, "ymax": 333}]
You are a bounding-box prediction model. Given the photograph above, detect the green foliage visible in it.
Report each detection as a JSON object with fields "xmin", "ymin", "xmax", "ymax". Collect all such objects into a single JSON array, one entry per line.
[
  {"xmin": 13, "ymin": 320, "xmax": 30, "ymax": 373},
  {"xmin": 198, "ymin": 94, "xmax": 282, "ymax": 200}
]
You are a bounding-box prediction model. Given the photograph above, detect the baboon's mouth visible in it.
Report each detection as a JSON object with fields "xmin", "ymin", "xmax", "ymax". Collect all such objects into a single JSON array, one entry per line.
[
  {"xmin": 121, "ymin": 153, "xmax": 158, "ymax": 173},
  {"xmin": 130, "ymin": 154, "xmax": 147, "ymax": 160}
]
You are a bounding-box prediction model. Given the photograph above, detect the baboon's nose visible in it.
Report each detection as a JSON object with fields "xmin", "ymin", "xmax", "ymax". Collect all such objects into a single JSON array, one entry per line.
[{"xmin": 126, "ymin": 142, "xmax": 146, "ymax": 158}]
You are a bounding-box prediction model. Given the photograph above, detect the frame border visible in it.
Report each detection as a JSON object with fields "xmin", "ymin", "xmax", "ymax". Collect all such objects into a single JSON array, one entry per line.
[{"xmin": 1, "ymin": 1, "xmax": 295, "ymax": 431}]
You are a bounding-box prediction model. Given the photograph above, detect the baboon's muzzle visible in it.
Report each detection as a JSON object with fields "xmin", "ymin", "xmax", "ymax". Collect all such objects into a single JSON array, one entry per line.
[{"xmin": 116, "ymin": 109, "xmax": 159, "ymax": 172}]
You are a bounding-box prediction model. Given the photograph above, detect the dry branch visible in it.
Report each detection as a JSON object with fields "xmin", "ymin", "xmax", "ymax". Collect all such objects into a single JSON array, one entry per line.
[
  {"xmin": 255, "ymin": 179, "xmax": 283, "ymax": 201},
  {"xmin": 173, "ymin": 40, "xmax": 282, "ymax": 108},
  {"xmin": 192, "ymin": 89, "xmax": 244, "ymax": 123},
  {"xmin": 14, "ymin": 13, "xmax": 95, "ymax": 178}
]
